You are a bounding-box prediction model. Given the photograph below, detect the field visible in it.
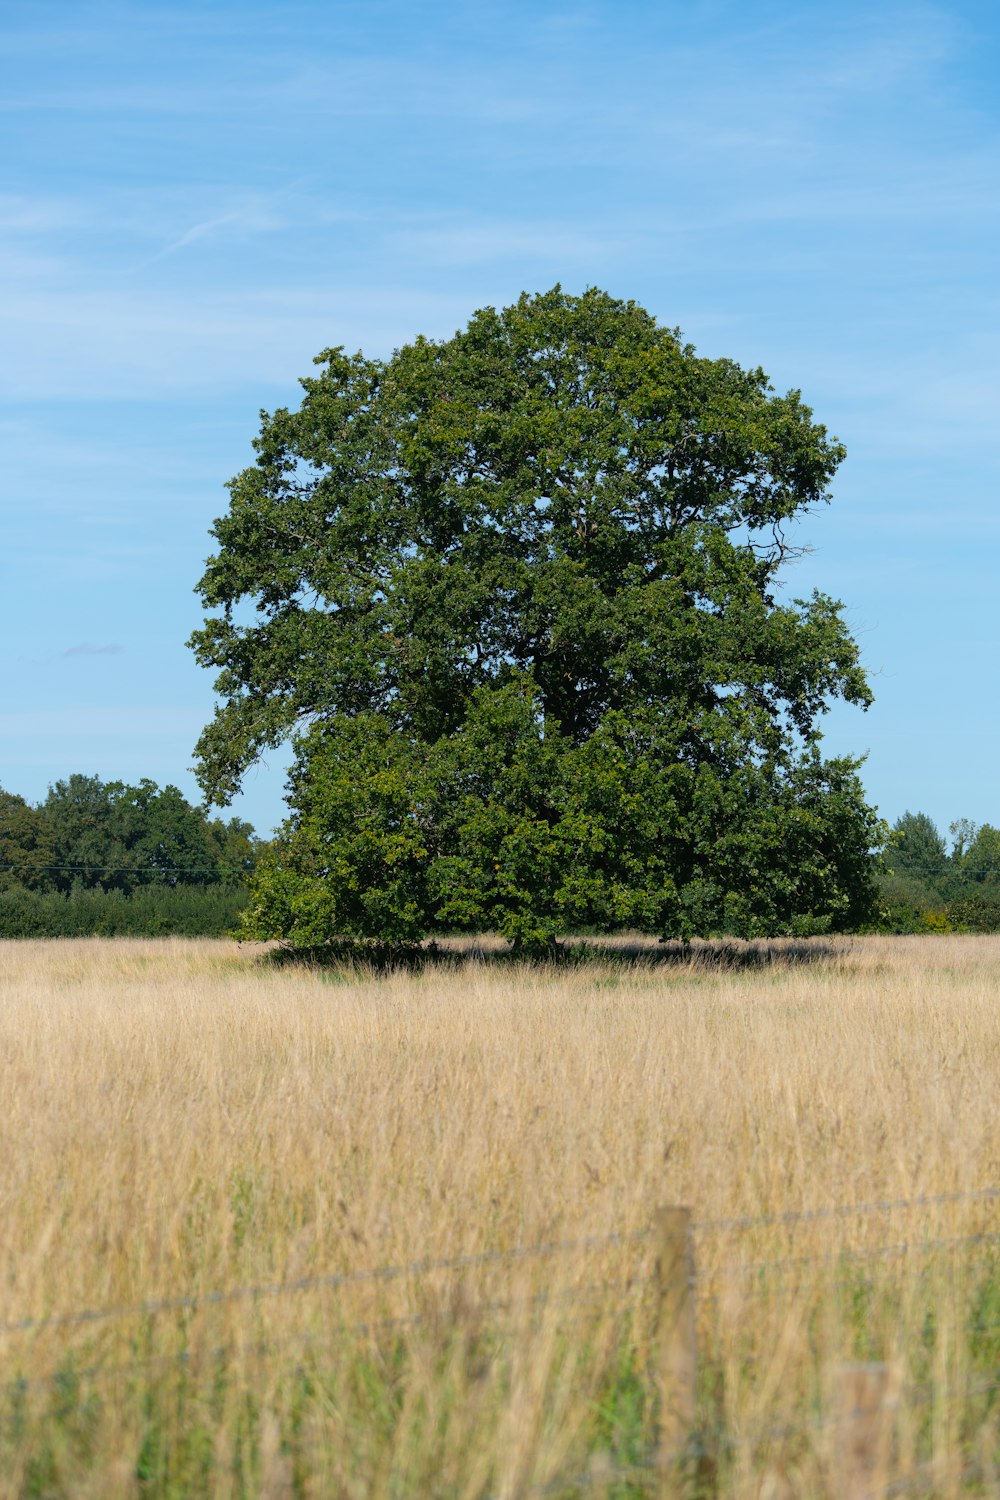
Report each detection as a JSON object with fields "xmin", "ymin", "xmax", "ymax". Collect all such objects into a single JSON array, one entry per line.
[{"xmin": 2, "ymin": 936, "xmax": 1000, "ymax": 1498}]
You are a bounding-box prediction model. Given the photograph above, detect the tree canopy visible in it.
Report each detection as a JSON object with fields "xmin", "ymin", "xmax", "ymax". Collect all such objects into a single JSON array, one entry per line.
[
  {"xmin": 877, "ymin": 812, "xmax": 1000, "ymax": 933},
  {"xmin": 0, "ymin": 774, "xmax": 257, "ymax": 897},
  {"xmin": 190, "ymin": 286, "xmax": 881, "ymax": 947},
  {"xmin": 0, "ymin": 790, "xmax": 57, "ymax": 893},
  {"xmin": 885, "ymin": 811, "xmax": 949, "ymax": 882}
]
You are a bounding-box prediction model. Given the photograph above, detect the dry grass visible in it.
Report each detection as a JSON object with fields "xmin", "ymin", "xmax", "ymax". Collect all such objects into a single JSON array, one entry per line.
[{"xmin": 2, "ymin": 934, "xmax": 1000, "ymax": 1497}]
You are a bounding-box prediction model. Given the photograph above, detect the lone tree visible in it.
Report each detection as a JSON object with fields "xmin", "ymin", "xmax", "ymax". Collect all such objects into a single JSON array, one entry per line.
[{"xmin": 190, "ymin": 286, "xmax": 881, "ymax": 949}]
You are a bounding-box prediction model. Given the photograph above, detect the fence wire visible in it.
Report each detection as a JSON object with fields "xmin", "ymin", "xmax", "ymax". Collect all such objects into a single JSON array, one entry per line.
[
  {"xmin": 8, "ymin": 1274, "xmax": 650, "ymax": 1396},
  {"xmin": 704, "ymin": 1228, "xmax": 1000, "ymax": 1283},
  {"xmin": 5, "ymin": 1182, "xmax": 1000, "ymax": 1497},
  {"xmin": 4, "ymin": 1185, "xmax": 999, "ymax": 1341},
  {"xmin": 693, "ymin": 1186, "xmax": 1000, "ymax": 1234},
  {"xmin": 0, "ymin": 1228, "xmax": 651, "ymax": 1338}
]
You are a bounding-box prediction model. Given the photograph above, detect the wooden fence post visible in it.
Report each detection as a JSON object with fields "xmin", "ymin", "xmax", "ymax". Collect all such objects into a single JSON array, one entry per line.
[
  {"xmin": 833, "ymin": 1362, "xmax": 891, "ymax": 1500},
  {"xmin": 654, "ymin": 1206, "xmax": 697, "ymax": 1495}
]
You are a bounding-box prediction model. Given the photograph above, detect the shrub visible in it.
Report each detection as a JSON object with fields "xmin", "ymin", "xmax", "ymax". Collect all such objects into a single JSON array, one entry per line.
[{"xmin": 0, "ymin": 885, "xmax": 248, "ymax": 938}]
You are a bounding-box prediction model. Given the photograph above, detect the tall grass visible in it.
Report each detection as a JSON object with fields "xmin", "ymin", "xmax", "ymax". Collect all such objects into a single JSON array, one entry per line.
[{"xmin": 1, "ymin": 936, "xmax": 1000, "ymax": 1497}]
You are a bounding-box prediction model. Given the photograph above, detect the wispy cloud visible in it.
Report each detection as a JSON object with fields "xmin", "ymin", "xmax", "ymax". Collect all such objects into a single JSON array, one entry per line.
[
  {"xmin": 0, "ymin": 194, "xmax": 89, "ymax": 232},
  {"xmin": 62, "ymin": 642, "xmax": 122, "ymax": 657},
  {"xmin": 149, "ymin": 198, "xmax": 288, "ymax": 261},
  {"xmin": 0, "ymin": 282, "xmax": 475, "ymax": 399},
  {"xmin": 2, "ymin": 0, "xmax": 1000, "ymax": 844},
  {"xmin": 0, "ymin": 180, "xmax": 358, "ymax": 269}
]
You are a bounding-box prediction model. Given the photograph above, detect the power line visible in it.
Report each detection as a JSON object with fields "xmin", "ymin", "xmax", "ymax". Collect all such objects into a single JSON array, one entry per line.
[{"xmin": 0, "ymin": 862, "xmax": 252, "ymax": 876}]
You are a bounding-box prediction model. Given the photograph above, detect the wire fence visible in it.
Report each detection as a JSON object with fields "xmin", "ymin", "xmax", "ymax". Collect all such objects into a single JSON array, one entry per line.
[
  {"xmin": 5, "ymin": 1184, "xmax": 999, "ymax": 1339},
  {"xmin": 5, "ymin": 1185, "xmax": 1000, "ymax": 1494},
  {"xmin": 692, "ymin": 1186, "xmax": 1000, "ymax": 1233},
  {"xmin": 0, "ymin": 1227, "xmax": 650, "ymax": 1338}
]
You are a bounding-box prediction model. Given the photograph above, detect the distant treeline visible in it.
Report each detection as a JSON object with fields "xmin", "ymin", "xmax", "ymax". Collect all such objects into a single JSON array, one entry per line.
[
  {"xmin": 0, "ymin": 775, "xmax": 260, "ymax": 937},
  {"xmin": 880, "ymin": 813, "xmax": 1000, "ymax": 932},
  {"xmin": 3, "ymin": 778, "xmax": 998, "ymax": 940}
]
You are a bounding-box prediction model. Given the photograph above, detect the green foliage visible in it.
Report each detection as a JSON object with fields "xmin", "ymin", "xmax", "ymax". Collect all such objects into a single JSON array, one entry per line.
[
  {"xmin": 877, "ymin": 814, "xmax": 1000, "ymax": 932},
  {"xmin": 946, "ymin": 893, "xmax": 1000, "ymax": 934},
  {"xmin": 243, "ymin": 691, "xmax": 880, "ymax": 949},
  {"xmin": 0, "ymin": 884, "xmax": 248, "ymax": 938},
  {"xmin": 206, "ymin": 816, "xmax": 259, "ymax": 888},
  {"xmin": 0, "ymin": 776, "xmax": 258, "ymax": 935},
  {"xmin": 876, "ymin": 871, "xmax": 943, "ymax": 933},
  {"xmin": 885, "ymin": 811, "xmax": 948, "ymax": 883},
  {"xmin": 956, "ymin": 822, "xmax": 1000, "ymax": 885},
  {"xmin": 192, "ymin": 286, "xmax": 881, "ymax": 949},
  {"xmin": 41, "ymin": 774, "xmax": 230, "ymax": 894},
  {"xmin": 0, "ymin": 789, "xmax": 57, "ymax": 892}
]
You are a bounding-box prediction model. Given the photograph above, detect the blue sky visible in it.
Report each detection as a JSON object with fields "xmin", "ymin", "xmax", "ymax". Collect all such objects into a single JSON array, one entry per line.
[{"xmin": 2, "ymin": 0, "xmax": 998, "ymax": 839}]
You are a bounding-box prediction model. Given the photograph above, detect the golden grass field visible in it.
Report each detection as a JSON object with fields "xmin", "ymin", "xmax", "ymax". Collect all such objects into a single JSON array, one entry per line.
[{"xmin": 2, "ymin": 935, "xmax": 1000, "ymax": 1498}]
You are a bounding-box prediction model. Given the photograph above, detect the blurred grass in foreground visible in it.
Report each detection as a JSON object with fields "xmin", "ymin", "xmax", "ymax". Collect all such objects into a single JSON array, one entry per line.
[{"xmin": 2, "ymin": 935, "xmax": 1000, "ymax": 1497}]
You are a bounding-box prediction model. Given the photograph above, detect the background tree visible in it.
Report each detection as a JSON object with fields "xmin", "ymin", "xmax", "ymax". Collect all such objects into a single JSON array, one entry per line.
[
  {"xmin": 955, "ymin": 824, "xmax": 1000, "ymax": 885},
  {"xmin": 207, "ymin": 815, "xmax": 259, "ymax": 888},
  {"xmin": 877, "ymin": 814, "xmax": 1000, "ymax": 933},
  {"xmin": 0, "ymin": 789, "xmax": 57, "ymax": 892},
  {"xmin": 0, "ymin": 777, "xmax": 260, "ymax": 939},
  {"xmin": 949, "ymin": 818, "xmax": 979, "ymax": 864},
  {"xmin": 41, "ymin": 774, "xmax": 252, "ymax": 894},
  {"xmin": 192, "ymin": 286, "xmax": 881, "ymax": 947},
  {"xmin": 885, "ymin": 811, "xmax": 949, "ymax": 883},
  {"xmin": 947, "ymin": 824, "xmax": 1000, "ymax": 934},
  {"xmin": 41, "ymin": 774, "xmax": 119, "ymax": 891}
]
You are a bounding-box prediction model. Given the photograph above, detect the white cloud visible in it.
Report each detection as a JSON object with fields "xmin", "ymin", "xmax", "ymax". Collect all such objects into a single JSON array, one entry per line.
[
  {"xmin": 0, "ymin": 282, "xmax": 476, "ymax": 399},
  {"xmin": 0, "ymin": 194, "xmax": 90, "ymax": 232},
  {"xmin": 146, "ymin": 190, "xmax": 309, "ymax": 260}
]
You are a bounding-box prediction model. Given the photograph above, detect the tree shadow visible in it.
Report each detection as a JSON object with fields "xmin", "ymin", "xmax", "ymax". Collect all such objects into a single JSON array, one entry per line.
[{"xmin": 259, "ymin": 932, "xmax": 852, "ymax": 977}]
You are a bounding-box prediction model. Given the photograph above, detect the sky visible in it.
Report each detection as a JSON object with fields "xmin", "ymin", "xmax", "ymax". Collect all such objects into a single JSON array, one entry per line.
[{"xmin": 2, "ymin": 0, "xmax": 999, "ymax": 840}]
